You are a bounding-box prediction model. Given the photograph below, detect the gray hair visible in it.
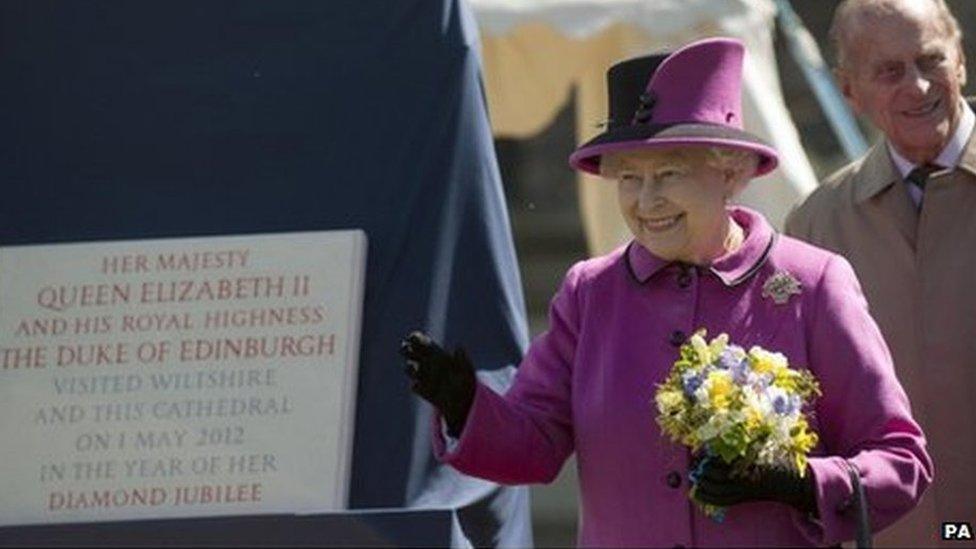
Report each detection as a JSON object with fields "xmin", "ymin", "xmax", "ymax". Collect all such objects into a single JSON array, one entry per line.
[
  {"xmin": 706, "ymin": 147, "xmax": 759, "ymax": 198},
  {"xmin": 830, "ymin": 0, "xmax": 963, "ymax": 70}
]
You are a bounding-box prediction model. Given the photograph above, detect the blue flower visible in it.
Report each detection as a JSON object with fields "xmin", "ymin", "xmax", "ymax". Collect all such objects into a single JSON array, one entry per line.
[
  {"xmin": 773, "ymin": 393, "xmax": 790, "ymax": 414},
  {"xmin": 789, "ymin": 394, "xmax": 802, "ymax": 414},
  {"xmin": 731, "ymin": 361, "xmax": 751, "ymax": 385},
  {"xmin": 771, "ymin": 390, "xmax": 800, "ymax": 415},
  {"xmin": 716, "ymin": 349, "xmax": 739, "ymax": 370},
  {"xmin": 682, "ymin": 371, "xmax": 704, "ymax": 397}
]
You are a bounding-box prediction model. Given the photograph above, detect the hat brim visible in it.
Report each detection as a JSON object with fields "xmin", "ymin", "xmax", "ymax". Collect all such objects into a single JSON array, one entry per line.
[{"xmin": 569, "ymin": 122, "xmax": 779, "ymax": 177}]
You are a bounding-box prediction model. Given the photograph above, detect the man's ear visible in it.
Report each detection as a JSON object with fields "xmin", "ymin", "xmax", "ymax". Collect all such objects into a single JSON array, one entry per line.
[
  {"xmin": 956, "ymin": 45, "xmax": 967, "ymax": 88},
  {"xmin": 835, "ymin": 66, "xmax": 862, "ymax": 113}
]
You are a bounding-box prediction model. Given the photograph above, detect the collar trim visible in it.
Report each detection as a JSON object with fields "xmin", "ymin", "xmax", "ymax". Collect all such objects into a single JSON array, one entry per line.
[
  {"xmin": 717, "ymin": 232, "xmax": 775, "ymax": 287},
  {"xmin": 624, "ymin": 206, "xmax": 775, "ymax": 287}
]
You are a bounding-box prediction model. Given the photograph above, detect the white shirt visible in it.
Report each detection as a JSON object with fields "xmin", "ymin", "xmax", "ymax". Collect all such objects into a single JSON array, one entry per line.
[{"xmin": 887, "ymin": 101, "xmax": 976, "ymax": 206}]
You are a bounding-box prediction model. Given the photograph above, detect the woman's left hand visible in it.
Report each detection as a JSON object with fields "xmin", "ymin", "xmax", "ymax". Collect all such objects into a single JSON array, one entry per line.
[{"xmin": 693, "ymin": 458, "xmax": 818, "ymax": 516}]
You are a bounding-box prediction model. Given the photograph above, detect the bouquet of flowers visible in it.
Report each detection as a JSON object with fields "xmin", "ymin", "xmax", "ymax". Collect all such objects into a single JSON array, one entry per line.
[{"xmin": 654, "ymin": 329, "xmax": 821, "ymax": 518}]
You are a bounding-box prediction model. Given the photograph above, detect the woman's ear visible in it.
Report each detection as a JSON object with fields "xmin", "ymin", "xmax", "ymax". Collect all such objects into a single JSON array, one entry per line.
[
  {"xmin": 722, "ymin": 169, "xmax": 745, "ymax": 202},
  {"xmin": 724, "ymin": 169, "xmax": 739, "ymax": 192}
]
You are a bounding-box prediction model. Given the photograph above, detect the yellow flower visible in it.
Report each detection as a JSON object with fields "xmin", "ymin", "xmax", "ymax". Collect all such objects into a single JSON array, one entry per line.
[
  {"xmin": 749, "ymin": 347, "xmax": 788, "ymax": 375},
  {"xmin": 788, "ymin": 419, "xmax": 819, "ymax": 473},
  {"xmin": 794, "ymin": 453, "xmax": 808, "ymax": 476},
  {"xmin": 792, "ymin": 425, "xmax": 819, "ymax": 452},
  {"xmin": 655, "ymin": 389, "xmax": 685, "ymax": 415},
  {"xmin": 743, "ymin": 403, "xmax": 764, "ymax": 433},
  {"xmin": 772, "ymin": 367, "xmax": 796, "ymax": 389},
  {"xmin": 706, "ymin": 371, "xmax": 734, "ymax": 409}
]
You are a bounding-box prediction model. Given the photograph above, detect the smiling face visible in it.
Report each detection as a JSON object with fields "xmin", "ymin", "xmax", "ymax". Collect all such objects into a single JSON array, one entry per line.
[
  {"xmin": 838, "ymin": 3, "xmax": 966, "ymax": 163},
  {"xmin": 608, "ymin": 147, "xmax": 739, "ymax": 264}
]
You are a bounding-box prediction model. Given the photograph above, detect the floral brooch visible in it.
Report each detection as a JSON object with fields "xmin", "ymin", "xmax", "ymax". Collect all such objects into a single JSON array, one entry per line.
[{"xmin": 762, "ymin": 271, "xmax": 802, "ymax": 305}]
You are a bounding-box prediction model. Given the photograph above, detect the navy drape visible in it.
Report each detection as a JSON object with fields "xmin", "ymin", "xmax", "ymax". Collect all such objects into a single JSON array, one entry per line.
[{"xmin": 0, "ymin": 1, "xmax": 531, "ymax": 545}]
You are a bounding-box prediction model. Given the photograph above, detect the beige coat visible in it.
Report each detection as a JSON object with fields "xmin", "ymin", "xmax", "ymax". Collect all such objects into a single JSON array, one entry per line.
[{"xmin": 786, "ymin": 138, "xmax": 976, "ymax": 547}]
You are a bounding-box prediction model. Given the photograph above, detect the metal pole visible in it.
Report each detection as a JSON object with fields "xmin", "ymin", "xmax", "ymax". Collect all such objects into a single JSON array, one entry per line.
[{"xmin": 774, "ymin": 0, "xmax": 869, "ymax": 161}]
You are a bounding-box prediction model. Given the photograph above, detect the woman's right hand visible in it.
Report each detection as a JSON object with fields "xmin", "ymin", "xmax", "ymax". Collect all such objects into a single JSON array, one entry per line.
[{"xmin": 399, "ymin": 331, "xmax": 475, "ymax": 437}]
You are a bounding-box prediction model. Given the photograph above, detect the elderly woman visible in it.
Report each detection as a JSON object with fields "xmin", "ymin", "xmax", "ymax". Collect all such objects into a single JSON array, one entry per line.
[{"xmin": 401, "ymin": 37, "xmax": 930, "ymax": 547}]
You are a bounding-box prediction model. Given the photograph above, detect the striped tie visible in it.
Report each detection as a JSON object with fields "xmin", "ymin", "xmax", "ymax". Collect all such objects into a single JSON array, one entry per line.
[{"xmin": 905, "ymin": 163, "xmax": 942, "ymax": 209}]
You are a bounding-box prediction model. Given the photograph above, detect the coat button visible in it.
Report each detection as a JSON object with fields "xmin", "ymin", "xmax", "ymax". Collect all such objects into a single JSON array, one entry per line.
[
  {"xmin": 669, "ymin": 330, "xmax": 686, "ymax": 347},
  {"xmin": 666, "ymin": 471, "xmax": 682, "ymax": 488}
]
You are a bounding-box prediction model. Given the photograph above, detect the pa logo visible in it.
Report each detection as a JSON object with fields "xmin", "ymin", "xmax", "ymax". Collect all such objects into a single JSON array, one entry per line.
[{"xmin": 942, "ymin": 522, "xmax": 974, "ymax": 541}]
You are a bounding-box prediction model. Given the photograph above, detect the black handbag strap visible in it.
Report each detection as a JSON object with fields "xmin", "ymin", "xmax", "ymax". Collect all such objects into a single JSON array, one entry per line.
[{"xmin": 846, "ymin": 460, "xmax": 872, "ymax": 548}]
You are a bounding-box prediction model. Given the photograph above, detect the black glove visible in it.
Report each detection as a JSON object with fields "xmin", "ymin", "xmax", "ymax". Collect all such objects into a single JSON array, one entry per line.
[
  {"xmin": 399, "ymin": 331, "xmax": 476, "ymax": 438},
  {"xmin": 693, "ymin": 458, "xmax": 818, "ymax": 516}
]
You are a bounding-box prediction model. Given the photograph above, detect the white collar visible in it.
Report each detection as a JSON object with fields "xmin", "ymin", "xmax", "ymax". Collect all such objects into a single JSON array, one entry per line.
[{"xmin": 887, "ymin": 100, "xmax": 976, "ymax": 178}]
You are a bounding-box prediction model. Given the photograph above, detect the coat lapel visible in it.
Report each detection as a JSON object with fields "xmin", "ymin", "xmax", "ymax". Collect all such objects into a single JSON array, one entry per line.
[{"xmin": 854, "ymin": 142, "xmax": 918, "ymax": 248}]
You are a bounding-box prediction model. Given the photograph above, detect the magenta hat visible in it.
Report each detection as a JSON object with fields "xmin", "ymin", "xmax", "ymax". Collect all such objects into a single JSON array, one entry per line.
[{"xmin": 569, "ymin": 37, "xmax": 778, "ymax": 177}]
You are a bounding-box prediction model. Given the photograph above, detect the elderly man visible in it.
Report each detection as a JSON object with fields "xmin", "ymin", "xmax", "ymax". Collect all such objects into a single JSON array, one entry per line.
[{"xmin": 786, "ymin": 0, "xmax": 975, "ymax": 546}]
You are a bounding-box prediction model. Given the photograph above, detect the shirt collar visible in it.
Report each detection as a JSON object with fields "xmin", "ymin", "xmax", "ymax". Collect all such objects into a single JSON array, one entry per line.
[
  {"xmin": 886, "ymin": 100, "xmax": 976, "ymax": 178},
  {"xmin": 626, "ymin": 206, "xmax": 775, "ymax": 287},
  {"xmin": 856, "ymin": 101, "xmax": 976, "ymax": 203}
]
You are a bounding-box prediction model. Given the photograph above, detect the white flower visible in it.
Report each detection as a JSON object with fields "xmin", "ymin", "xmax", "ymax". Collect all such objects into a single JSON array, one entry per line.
[
  {"xmin": 694, "ymin": 385, "xmax": 710, "ymax": 406},
  {"xmin": 690, "ymin": 333, "xmax": 711, "ymax": 362},
  {"xmin": 696, "ymin": 411, "xmax": 733, "ymax": 442},
  {"xmin": 708, "ymin": 333, "xmax": 729, "ymax": 359},
  {"xmin": 742, "ymin": 385, "xmax": 772, "ymax": 418}
]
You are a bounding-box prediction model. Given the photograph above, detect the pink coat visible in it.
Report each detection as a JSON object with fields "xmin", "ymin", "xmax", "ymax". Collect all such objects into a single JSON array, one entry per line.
[{"xmin": 433, "ymin": 207, "xmax": 931, "ymax": 547}]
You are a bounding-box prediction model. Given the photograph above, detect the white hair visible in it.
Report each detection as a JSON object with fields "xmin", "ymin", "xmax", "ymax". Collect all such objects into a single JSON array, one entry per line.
[
  {"xmin": 705, "ymin": 147, "xmax": 760, "ymax": 197},
  {"xmin": 830, "ymin": 0, "xmax": 963, "ymax": 70},
  {"xmin": 599, "ymin": 146, "xmax": 759, "ymax": 198}
]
